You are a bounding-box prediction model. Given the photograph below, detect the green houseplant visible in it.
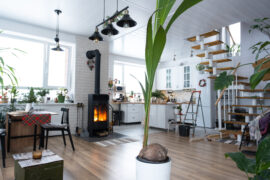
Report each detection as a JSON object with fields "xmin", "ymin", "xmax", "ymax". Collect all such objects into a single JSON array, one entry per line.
[
  {"xmin": 21, "ymin": 87, "xmax": 37, "ymax": 112},
  {"xmin": 151, "ymin": 90, "xmax": 165, "ymax": 102},
  {"xmin": 57, "ymin": 88, "xmax": 68, "ymax": 103},
  {"xmin": 36, "ymin": 88, "xmax": 49, "ymax": 103},
  {"xmin": 135, "ymin": 0, "xmax": 202, "ymax": 179},
  {"xmin": 225, "ymin": 135, "xmax": 270, "ymax": 179}
]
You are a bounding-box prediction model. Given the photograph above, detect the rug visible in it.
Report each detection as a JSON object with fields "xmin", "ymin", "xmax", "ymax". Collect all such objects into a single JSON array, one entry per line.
[
  {"xmin": 80, "ymin": 132, "xmax": 126, "ymax": 142},
  {"xmin": 94, "ymin": 137, "xmax": 138, "ymax": 147}
]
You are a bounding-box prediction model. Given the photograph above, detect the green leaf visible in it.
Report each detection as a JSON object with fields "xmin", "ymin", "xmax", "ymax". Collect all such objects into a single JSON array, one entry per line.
[
  {"xmin": 256, "ymin": 136, "xmax": 270, "ymax": 173},
  {"xmin": 165, "ymin": 0, "xmax": 202, "ymax": 33},
  {"xmin": 225, "ymin": 152, "xmax": 256, "ymax": 174},
  {"xmin": 145, "ymin": 13, "xmax": 154, "ymax": 80},
  {"xmin": 250, "ymin": 68, "xmax": 270, "ymax": 89},
  {"xmin": 264, "ymin": 83, "xmax": 270, "ymax": 90},
  {"xmin": 214, "ymin": 71, "xmax": 235, "ymax": 90}
]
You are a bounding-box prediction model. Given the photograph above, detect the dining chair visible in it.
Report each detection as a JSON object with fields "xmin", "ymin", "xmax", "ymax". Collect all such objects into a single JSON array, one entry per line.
[
  {"xmin": 39, "ymin": 108, "xmax": 75, "ymax": 151},
  {"xmin": 0, "ymin": 129, "xmax": 6, "ymax": 168}
]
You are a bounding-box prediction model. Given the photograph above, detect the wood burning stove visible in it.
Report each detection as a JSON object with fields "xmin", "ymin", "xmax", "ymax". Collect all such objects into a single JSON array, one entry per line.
[{"xmin": 86, "ymin": 49, "xmax": 109, "ymax": 137}]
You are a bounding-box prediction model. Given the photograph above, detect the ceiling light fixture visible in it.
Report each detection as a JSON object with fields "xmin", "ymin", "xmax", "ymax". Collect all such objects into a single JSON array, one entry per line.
[
  {"xmin": 89, "ymin": 0, "xmax": 137, "ymax": 42},
  {"xmin": 52, "ymin": 9, "xmax": 63, "ymax": 51}
]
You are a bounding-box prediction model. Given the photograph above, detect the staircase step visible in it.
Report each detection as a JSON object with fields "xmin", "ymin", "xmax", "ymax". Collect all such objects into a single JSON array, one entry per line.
[
  {"xmin": 200, "ymin": 59, "xmax": 232, "ymax": 65},
  {"xmin": 224, "ymin": 121, "xmax": 248, "ymax": 125},
  {"xmin": 208, "ymin": 75, "xmax": 248, "ymax": 80},
  {"xmin": 232, "ymin": 105, "xmax": 270, "ymax": 108},
  {"xmin": 233, "ymin": 82, "xmax": 250, "ymax": 86},
  {"xmin": 239, "ymin": 89, "xmax": 270, "ymax": 92},
  {"xmin": 220, "ymin": 130, "xmax": 246, "ymax": 136},
  {"xmin": 197, "ymin": 50, "xmax": 228, "ymax": 58},
  {"xmin": 192, "ymin": 40, "xmax": 223, "ymax": 50},
  {"xmin": 228, "ymin": 112, "xmax": 259, "ymax": 116},
  {"xmin": 187, "ymin": 30, "xmax": 219, "ymax": 42},
  {"xmin": 204, "ymin": 67, "xmax": 234, "ymax": 73},
  {"xmin": 236, "ymin": 96, "xmax": 270, "ymax": 99}
]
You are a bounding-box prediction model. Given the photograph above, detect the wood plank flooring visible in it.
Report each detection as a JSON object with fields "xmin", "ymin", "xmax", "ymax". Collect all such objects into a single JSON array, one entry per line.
[{"xmin": 0, "ymin": 131, "xmax": 252, "ymax": 180}]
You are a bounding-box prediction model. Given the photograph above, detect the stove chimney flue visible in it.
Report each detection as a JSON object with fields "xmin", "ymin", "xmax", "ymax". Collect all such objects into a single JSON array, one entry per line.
[{"xmin": 86, "ymin": 49, "xmax": 101, "ymax": 94}]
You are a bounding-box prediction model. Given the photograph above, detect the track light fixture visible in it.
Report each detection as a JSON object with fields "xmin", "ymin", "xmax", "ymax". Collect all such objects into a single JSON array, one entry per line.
[
  {"xmin": 89, "ymin": 0, "xmax": 137, "ymax": 42},
  {"xmin": 52, "ymin": 9, "xmax": 63, "ymax": 51}
]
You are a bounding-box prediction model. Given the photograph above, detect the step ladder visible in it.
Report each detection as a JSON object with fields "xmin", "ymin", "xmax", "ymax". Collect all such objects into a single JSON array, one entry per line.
[{"xmin": 183, "ymin": 90, "xmax": 206, "ymax": 136}]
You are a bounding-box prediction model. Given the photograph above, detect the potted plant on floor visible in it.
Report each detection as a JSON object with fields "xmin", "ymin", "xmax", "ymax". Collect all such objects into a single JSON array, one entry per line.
[
  {"xmin": 134, "ymin": 0, "xmax": 202, "ymax": 179},
  {"xmin": 174, "ymin": 105, "xmax": 182, "ymax": 115},
  {"xmin": 21, "ymin": 87, "xmax": 37, "ymax": 112}
]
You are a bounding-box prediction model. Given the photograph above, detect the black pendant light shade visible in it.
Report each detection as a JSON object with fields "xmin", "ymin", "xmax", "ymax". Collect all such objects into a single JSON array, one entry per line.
[
  {"xmin": 52, "ymin": 9, "xmax": 64, "ymax": 51},
  {"xmin": 101, "ymin": 22, "xmax": 119, "ymax": 36},
  {"xmin": 117, "ymin": 10, "xmax": 137, "ymax": 28},
  {"xmin": 89, "ymin": 28, "xmax": 103, "ymax": 42}
]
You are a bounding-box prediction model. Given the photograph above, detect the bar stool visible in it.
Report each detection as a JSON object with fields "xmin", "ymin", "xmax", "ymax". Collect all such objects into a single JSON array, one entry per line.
[{"xmin": 0, "ymin": 129, "xmax": 6, "ymax": 168}]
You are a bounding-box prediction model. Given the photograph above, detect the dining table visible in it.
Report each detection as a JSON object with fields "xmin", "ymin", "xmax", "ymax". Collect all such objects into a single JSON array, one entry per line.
[{"xmin": 6, "ymin": 111, "xmax": 58, "ymax": 153}]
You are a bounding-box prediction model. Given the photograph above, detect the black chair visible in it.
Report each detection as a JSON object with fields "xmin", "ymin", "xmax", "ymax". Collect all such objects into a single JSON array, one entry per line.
[
  {"xmin": 39, "ymin": 108, "xmax": 75, "ymax": 151},
  {"xmin": 0, "ymin": 129, "xmax": 6, "ymax": 168}
]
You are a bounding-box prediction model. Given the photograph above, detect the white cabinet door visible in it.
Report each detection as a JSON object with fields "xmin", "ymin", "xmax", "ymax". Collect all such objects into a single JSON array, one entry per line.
[
  {"xmin": 149, "ymin": 105, "xmax": 158, "ymax": 127},
  {"xmin": 172, "ymin": 67, "xmax": 183, "ymax": 90},
  {"xmin": 156, "ymin": 105, "xmax": 166, "ymax": 129},
  {"xmin": 156, "ymin": 68, "xmax": 166, "ymax": 90}
]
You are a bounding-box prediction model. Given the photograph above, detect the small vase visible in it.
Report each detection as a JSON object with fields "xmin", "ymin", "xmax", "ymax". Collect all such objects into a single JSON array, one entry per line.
[
  {"xmin": 2, "ymin": 98, "xmax": 8, "ymax": 103},
  {"xmin": 25, "ymin": 103, "xmax": 32, "ymax": 112}
]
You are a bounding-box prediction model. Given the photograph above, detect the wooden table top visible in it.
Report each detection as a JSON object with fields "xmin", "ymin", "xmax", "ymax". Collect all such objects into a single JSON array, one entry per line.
[{"xmin": 8, "ymin": 111, "xmax": 58, "ymax": 117}]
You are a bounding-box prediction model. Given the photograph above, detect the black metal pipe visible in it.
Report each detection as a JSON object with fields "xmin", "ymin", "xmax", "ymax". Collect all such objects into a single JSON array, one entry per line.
[{"xmin": 86, "ymin": 49, "xmax": 101, "ymax": 94}]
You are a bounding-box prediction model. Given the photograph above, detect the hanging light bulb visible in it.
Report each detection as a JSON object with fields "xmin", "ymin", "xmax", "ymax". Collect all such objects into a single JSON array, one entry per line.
[
  {"xmin": 89, "ymin": 27, "xmax": 103, "ymax": 43},
  {"xmin": 117, "ymin": 10, "xmax": 137, "ymax": 28},
  {"xmin": 52, "ymin": 9, "xmax": 63, "ymax": 51},
  {"xmin": 101, "ymin": 20, "xmax": 119, "ymax": 36}
]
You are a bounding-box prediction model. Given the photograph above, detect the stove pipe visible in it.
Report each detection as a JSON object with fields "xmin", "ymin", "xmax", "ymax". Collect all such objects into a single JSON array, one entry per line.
[{"xmin": 86, "ymin": 49, "xmax": 101, "ymax": 94}]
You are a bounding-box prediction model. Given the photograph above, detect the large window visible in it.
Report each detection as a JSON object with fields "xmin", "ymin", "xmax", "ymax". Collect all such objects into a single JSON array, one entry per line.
[
  {"xmin": 0, "ymin": 35, "xmax": 71, "ymax": 88},
  {"xmin": 113, "ymin": 61, "xmax": 145, "ymax": 94}
]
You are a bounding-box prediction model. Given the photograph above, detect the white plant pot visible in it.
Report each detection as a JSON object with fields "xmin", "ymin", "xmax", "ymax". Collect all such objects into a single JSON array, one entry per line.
[
  {"xmin": 25, "ymin": 103, "xmax": 32, "ymax": 112},
  {"xmin": 174, "ymin": 109, "xmax": 180, "ymax": 115},
  {"xmin": 136, "ymin": 156, "xmax": 171, "ymax": 180}
]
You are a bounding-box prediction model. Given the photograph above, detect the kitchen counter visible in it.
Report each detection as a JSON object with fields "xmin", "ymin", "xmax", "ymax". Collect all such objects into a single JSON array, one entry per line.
[{"xmin": 111, "ymin": 101, "xmax": 190, "ymax": 105}]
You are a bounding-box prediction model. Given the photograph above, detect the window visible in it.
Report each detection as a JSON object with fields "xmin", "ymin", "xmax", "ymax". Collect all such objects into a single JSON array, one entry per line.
[
  {"xmin": 0, "ymin": 35, "xmax": 71, "ymax": 88},
  {"xmin": 228, "ymin": 22, "xmax": 241, "ymax": 56},
  {"xmin": 113, "ymin": 61, "xmax": 145, "ymax": 94},
  {"xmin": 166, "ymin": 69, "xmax": 172, "ymax": 89},
  {"xmin": 184, "ymin": 66, "xmax": 190, "ymax": 88}
]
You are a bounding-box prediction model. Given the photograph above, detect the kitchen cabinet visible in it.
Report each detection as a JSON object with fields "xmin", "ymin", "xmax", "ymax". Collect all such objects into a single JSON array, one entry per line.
[
  {"xmin": 122, "ymin": 104, "xmax": 144, "ymax": 123},
  {"xmin": 156, "ymin": 67, "xmax": 185, "ymax": 90},
  {"xmin": 149, "ymin": 105, "xmax": 175, "ymax": 129},
  {"xmin": 171, "ymin": 67, "xmax": 183, "ymax": 90}
]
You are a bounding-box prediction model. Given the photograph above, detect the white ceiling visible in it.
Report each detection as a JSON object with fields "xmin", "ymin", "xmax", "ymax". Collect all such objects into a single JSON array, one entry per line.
[{"xmin": 0, "ymin": 0, "xmax": 270, "ymax": 60}]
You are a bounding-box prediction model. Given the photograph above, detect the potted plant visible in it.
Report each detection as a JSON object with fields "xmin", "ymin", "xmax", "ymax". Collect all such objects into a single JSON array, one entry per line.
[
  {"xmin": 10, "ymin": 86, "xmax": 19, "ymax": 103},
  {"xmin": 225, "ymin": 135, "xmax": 270, "ymax": 179},
  {"xmin": 57, "ymin": 88, "xmax": 68, "ymax": 103},
  {"xmin": 151, "ymin": 90, "xmax": 165, "ymax": 103},
  {"xmin": 196, "ymin": 63, "xmax": 205, "ymax": 74},
  {"xmin": 36, "ymin": 88, "xmax": 50, "ymax": 103},
  {"xmin": 134, "ymin": 1, "xmax": 202, "ymax": 179},
  {"xmin": 174, "ymin": 105, "xmax": 182, "ymax": 115},
  {"xmin": 21, "ymin": 87, "xmax": 37, "ymax": 112}
]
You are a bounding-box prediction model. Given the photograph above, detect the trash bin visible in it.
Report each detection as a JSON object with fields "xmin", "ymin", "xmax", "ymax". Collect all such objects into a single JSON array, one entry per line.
[{"xmin": 179, "ymin": 124, "xmax": 190, "ymax": 137}]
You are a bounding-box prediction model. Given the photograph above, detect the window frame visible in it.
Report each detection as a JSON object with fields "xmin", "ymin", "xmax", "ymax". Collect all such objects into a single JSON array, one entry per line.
[{"xmin": 0, "ymin": 33, "xmax": 72, "ymax": 90}]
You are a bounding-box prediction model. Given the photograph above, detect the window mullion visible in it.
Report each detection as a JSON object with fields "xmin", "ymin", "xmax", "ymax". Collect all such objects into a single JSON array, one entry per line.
[{"xmin": 43, "ymin": 43, "xmax": 49, "ymax": 88}]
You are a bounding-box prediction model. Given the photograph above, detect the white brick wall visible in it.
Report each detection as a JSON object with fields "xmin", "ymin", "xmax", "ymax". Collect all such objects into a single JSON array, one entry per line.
[{"xmin": 74, "ymin": 36, "xmax": 109, "ymax": 132}]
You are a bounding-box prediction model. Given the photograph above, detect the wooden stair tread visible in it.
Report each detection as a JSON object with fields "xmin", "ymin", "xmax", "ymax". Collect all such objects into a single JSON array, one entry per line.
[
  {"xmin": 192, "ymin": 40, "xmax": 223, "ymax": 50},
  {"xmin": 233, "ymin": 82, "xmax": 250, "ymax": 86},
  {"xmin": 220, "ymin": 130, "xmax": 246, "ymax": 135},
  {"xmin": 236, "ymin": 96, "xmax": 270, "ymax": 99},
  {"xmin": 232, "ymin": 105, "xmax": 270, "ymax": 108},
  {"xmin": 224, "ymin": 121, "xmax": 248, "ymax": 125},
  {"xmin": 200, "ymin": 59, "xmax": 232, "ymax": 65},
  {"xmin": 197, "ymin": 50, "xmax": 228, "ymax": 58},
  {"xmin": 187, "ymin": 30, "xmax": 219, "ymax": 42},
  {"xmin": 208, "ymin": 75, "xmax": 248, "ymax": 80},
  {"xmin": 228, "ymin": 112, "xmax": 259, "ymax": 116},
  {"xmin": 204, "ymin": 67, "xmax": 234, "ymax": 72},
  {"xmin": 239, "ymin": 89, "xmax": 270, "ymax": 92}
]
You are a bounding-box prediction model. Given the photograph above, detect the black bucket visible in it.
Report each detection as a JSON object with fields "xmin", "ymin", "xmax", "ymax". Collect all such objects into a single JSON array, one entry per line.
[{"xmin": 179, "ymin": 124, "xmax": 190, "ymax": 137}]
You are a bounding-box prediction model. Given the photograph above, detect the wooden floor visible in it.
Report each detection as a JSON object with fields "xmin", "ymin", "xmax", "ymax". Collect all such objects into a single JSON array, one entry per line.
[{"xmin": 0, "ymin": 131, "xmax": 252, "ymax": 180}]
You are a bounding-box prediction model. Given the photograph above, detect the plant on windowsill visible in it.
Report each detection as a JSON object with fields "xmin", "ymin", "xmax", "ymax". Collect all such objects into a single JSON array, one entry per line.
[
  {"xmin": 36, "ymin": 88, "xmax": 50, "ymax": 103},
  {"xmin": 225, "ymin": 135, "xmax": 270, "ymax": 179},
  {"xmin": 20, "ymin": 87, "xmax": 37, "ymax": 112},
  {"xmin": 133, "ymin": 0, "xmax": 202, "ymax": 179},
  {"xmin": 57, "ymin": 88, "xmax": 68, "ymax": 103}
]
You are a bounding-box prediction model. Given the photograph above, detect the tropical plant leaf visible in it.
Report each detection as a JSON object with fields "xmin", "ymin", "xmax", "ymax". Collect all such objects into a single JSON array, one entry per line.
[
  {"xmin": 165, "ymin": 0, "xmax": 202, "ymax": 33},
  {"xmin": 250, "ymin": 68, "xmax": 270, "ymax": 89},
  {"xmin": 145, "ymin": 13, "xmax": 154, "ymax": 80},
  {"xmin": 214, "ymin": 72, "xmax": 235, "ymax": 90},
  {"xmin": 264, "ymin": 83, "xmax": 270, "ymax": 90},
  {"xmin": 256, "ymin": 136, "xmax": 270, "ymax": 173},
  {"xmin": 225, "ymin": 152, "xmax": 256, "ymax": 174}
]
